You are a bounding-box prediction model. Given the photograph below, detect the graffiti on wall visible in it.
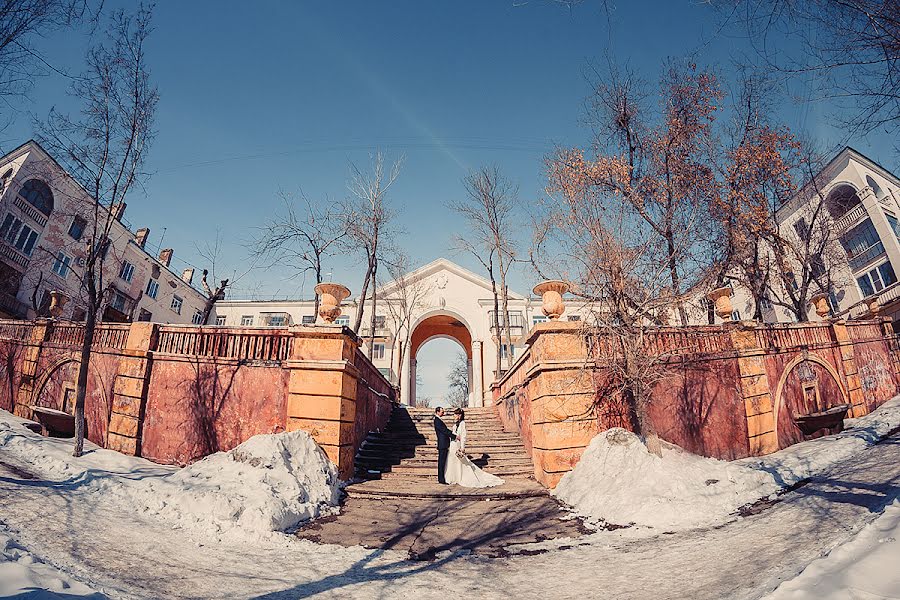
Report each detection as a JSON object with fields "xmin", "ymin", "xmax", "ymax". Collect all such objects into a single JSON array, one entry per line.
[{"xmin": 859, "ymin": 360, "xmax": 892, "ymax": 392}]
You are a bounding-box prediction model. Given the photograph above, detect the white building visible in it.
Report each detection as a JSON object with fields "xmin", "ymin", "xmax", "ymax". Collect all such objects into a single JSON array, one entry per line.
[
  {"xmin": 214, "ymin": 258, "xmax": 588, "ymax": 407},
  {"xmin": 719, "ymin": 147, "xmax": 900, "ymax": 325},
  {"xmin": 0, "ymin": 141, "xmax": 207, "ymax": 324}
]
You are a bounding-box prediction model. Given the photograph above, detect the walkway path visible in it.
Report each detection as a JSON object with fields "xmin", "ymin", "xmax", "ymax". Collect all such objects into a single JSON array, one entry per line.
[{"xmin": 0, "ymin": 434, "xmax": 897, "ymax": 599}]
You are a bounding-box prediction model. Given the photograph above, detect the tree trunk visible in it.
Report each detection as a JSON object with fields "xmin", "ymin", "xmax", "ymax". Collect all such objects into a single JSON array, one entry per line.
[
  {"xmin": 498, "ymin": 256, "xmax": 514, "ymax": 370},
  {"xmin": 354, "ymin": 258, "xmax": 373, "ymax": 334},
  {"xmin": 490, "ymin": 277, "xmax": 501, "ymax": 379},
  {"xmin": 666, "ymin": 233, "xmax": 687, "ymax": 326},
  {"xmin": 313, "ymin": 263, "xmax": 322, "ymax": 319},
  {"xmin": 73, "ymin": 296, "xmax": 97, "ymax": 457},
  {"xmin": 367, "ymin": 261, "xmax": 378, "ymax": 360}
]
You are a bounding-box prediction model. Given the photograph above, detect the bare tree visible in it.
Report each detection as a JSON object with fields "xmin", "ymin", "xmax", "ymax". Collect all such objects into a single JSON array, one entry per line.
[
  {"xmin": 451, "ymin": 165, "xmax": 518, "ymax": 375},
  {"xmin": 253, "ymin": 191, "xmax": 346, "ymax": 317},
  {"xmin": 344, "ymin": 152, "xmax": 402, "ymax": 359},
  {"xmin": 196, "ymin": 232, "xmax": 252, "ymax": 325},
  {"xmin": 382, "ymin": 253, "xmax": 428, "ymax": 395},
  {"xmin": 0, "ymin": 0, "xmax": 96, "ymax": 129},
  {"xmin": 580, "ymin": 61, "xmax": 722, "ymax": 324},
  {"xmin": 727, "ymin": 0, "xmax": 900, "ymax": 138},
  {"xmin": 445, "ymin": 350, "xmax": 470, "ymax": 408},
  {"xmin": 36, "ymin": 5, "xmax": 157, "ymax": 457}
]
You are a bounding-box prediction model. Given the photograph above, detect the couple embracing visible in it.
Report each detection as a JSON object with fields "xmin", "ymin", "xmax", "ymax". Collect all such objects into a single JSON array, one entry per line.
[{"xmin": 433, "ymin": 407, "xmax": 503, "ymax": 488}]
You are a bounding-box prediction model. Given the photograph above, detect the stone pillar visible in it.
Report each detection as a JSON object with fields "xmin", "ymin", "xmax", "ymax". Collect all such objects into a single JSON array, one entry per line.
[
  {"xmin": 410, "ymin": 358, "xmax": 417, "ymax": 406},
  {"xmin": 859, "ymin": 186, "xmax": 900, "ymax": 271},
  {"xmin": 400, "ymin": 345, "xmax": 411, "ymax": 406},
  {"xmin": 107, "ymin": 322, "xmax": 157, "ymax": 455},
  {"xmin": 284, "ymin": 326, "xmax": 361, "ymax": 479},
  {"xmin": 14, "ymin": 319, "xmax": 51, "ymax": 419},
  {"xmin": 831, "ymin": 320, "xmax": 867, "ymax": 418},
  {"xmin": 730, "ymin": 324, "xmax": 778, "ymax": 455},
  {"xmin": 471, "ymin": 340, "xmax": 484, "ymax": 407}
]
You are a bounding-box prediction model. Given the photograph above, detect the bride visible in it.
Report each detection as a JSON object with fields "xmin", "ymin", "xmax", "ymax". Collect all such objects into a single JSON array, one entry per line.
[{"xmin": 445, "ymin": 408, "xmax": 503, "ymax": 488}]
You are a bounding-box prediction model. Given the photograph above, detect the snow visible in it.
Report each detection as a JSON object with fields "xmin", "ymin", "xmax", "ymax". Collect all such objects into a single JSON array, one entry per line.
[
  {"xmin": 554, "ymin": 396, "xmax": 900, "ymax": 532},
  {"xmin": 0, "ymin": 526, "xmax": 102, "ymax": 598},
  {"xmin": 764, "ymin": 500, "xmax": 900, "ymax": 600},
  {"xmin": 0, "ymin": 414, "xmax": 341, "ymax": 539}
]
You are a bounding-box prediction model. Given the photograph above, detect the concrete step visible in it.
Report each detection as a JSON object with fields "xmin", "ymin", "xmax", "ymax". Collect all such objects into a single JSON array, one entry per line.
[{"xmin": 379, "ymin": 468, "xmax": 534, "ymax": 480}]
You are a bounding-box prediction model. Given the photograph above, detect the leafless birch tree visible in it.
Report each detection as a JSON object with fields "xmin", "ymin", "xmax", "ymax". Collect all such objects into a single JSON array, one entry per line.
[{"xmin": 383, "ymin": 253, "xmax": 428, "ymax": 393}]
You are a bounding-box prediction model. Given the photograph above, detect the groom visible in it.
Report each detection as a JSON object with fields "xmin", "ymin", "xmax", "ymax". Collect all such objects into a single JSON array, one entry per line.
[{"xmin": 433, "ymin": 407, "xmax": 456, "ymax": 484}]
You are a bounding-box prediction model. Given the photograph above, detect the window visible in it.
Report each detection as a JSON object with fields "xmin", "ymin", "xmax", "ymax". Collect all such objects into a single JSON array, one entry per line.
[
  {"xmin": 145, "ymin": 278, "xmax": 159, "ymax": 299},
  {"xmin": 374, "ymin": 315, "xmax": 386, "ymax": 329},
  {"xmin": 0, "ymin": 214, "xmax": 38, "ymax": 256},
  {"xmin": 137, "ymin": 308, "xmax": 152, "ymax": 322},
  {"xmin": 51, "ymin": 252, "xmax": 72, "ymax": 278},
  {"xmin": 266, "ymin": 315, "xmax": 287, "ymax": 327},
  {"xmin": 840, "ymin": 219, "xmax": 884, "ymax": 271},
  {"xmin": 119, "ymin": 260, "xmax": 135, "ymax": 283},
  {"xmin": 887, "ymin": 214, "xmax": 900, "ymax": 241},
  {"xmin": 110, "ymin": 291, "xmax": 127, "ymax": 313},
  {"xmin": 372, "ymin": 343, "xmax": 385, "ymax": 360},
  {"xmin": 731, "ymin": 310, "xmax": 742, "ymax": 321},
  {"xmin": 335, "ymin": 315, "xmax": 350, "ymax": 326},
  {"xmin": 17, "ymin": 179, "xmax": 54, "ymax": 216},
  {"xmin": 241, "ymin": 315, "xmax": 254, "ymax": 326},
  {"xmin": 68, "ymin": 216, "xmax": 87, "ymax": 241},
  {"xmin": 760, "ymin": 297, "xmax": 773, "ymax": 310},
  {"xmin": 500, "ymin": 343, "xmax": 515, "ymax": 360},
  {"xmin": 192, "ymin": 310, "xmax": 204, "ymax": 325},
  {"xmin": 532, "ymin": 314, "xmax": 548, "ymax": 326},
  {"xmin": 856, "ymin": 261, "xmax": 897, "ymax": 297},
  {"xmin": 215, "ymin": 315, "xmax": 227, "ymax": 326},
  {"xmin": 301, "ymin": 315, "xmax": 316, "ymax": 325},
  {"xmin": 567, "ymin": 315, "xmax": 581, "ymax": 322},
  {"xmin": 171, "ymin": 295, "xmax": 183, "ymax": 314},
  {"xmin": 0, "ymin": 169, "xmax": 11, "ymax": 195},
  {"xmin": 793, "ymin": 217, "xmax": 809, "ymax": 242}
]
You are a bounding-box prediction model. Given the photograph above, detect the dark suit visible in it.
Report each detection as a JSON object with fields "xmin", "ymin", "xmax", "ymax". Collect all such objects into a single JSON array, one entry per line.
[{"xmin": 434, "ymin": 415, "xmax": 456, "ymax": 484}]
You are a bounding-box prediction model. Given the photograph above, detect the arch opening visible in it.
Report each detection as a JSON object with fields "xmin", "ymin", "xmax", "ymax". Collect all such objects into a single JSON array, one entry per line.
[{"xmin": 406, "ymin": 312, "xmax": 475, "ymax": 408}]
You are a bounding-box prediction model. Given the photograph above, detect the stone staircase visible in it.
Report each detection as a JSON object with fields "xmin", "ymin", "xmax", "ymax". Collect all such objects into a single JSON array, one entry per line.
[{"xmin": 354, "ymin": 406, "xmax": 535, "ymax": 481}]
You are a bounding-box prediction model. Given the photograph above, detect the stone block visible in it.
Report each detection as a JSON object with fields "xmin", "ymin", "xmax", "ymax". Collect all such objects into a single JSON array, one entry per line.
[
  {"xmin": 117, "ymin": 357, "xmax": 149, "ymax": 379},
  {"xmin": 748, "ymin": 431, "xmax": 778, "ymax": 455},
  {"xmin": 530, "ymin": 391, "xmax": 595, "ymax": 424},
  {"xmin": 318, "ymin": 444, "xmax": 355, "ymax": 477},
  {"xmin": 109, "ymin": 413, "xmax": 140, "ymax": 438},
  {"xmin": 531, "ymin": 419, "xmax": 598, "ymax": 450},
  {"xmin": 107, "ymin": 432, "xmax": 138, "ymax": 455},
  {"xmin": 287, "ymin": 394, "xmax": 356, "ymax": 422},
  {"xmin": 736, "ymin": 355, "xmax": 767, "ymax": 377},
  {"xmin": 125, "ymin": 322, "xmax": 156, "ymax": 351},
  {"xmin": 286, "ymin": 417, "xmax": 354, "ymax": 447},
  {"xmin": 531, "ymin": 368, "xmax": 593, "ymax": 399},
  {"xmin": 740, "ymin": 374, "xmax": 770, "ymax": 398},
  {"xmin": 291, "ymin": 336, "xmax": 353, "ymax": 362},
  {"xmin": 534, "ymin": 446, "xmax": 585, "ymax": 475},
  {"xmin": 113, "ymin": 375, "xmax": 146, "ymax": 399},
  {"xmin": 111, "ymin": 394, "xmax": 143, "ymax": 418},
  {"xmin": 746, "ymin": 412, "xmax": 775, "ymax": 438},
  {"xmin": 744, "ymin": 393, "xmax": 773, "ymax": 417},
  {"xmin": 288, "ymin": 368, "xmax": 356, "ymax": 400},
  {"xmin": 531, "ymin": 332, "xmax": 587, "ymax": 361}
]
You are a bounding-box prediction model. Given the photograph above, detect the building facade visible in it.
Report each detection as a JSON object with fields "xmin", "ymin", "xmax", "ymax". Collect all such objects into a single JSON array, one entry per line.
[{"xmin": 0, "ymin": 141, "xmax": 207, "ymax": 324}]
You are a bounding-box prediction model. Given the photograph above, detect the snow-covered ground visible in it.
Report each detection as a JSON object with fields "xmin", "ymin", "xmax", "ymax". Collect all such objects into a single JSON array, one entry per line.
[
  {"xmin": 0, "ymin": 397, "xmax": 898, "ymax": 599},
  {"xmin": 0, "ymin": 412, "xmax": 341, "ymax": 540},
  {"xmin": 553, "ymin": 397, "xmax": 900, "ymax": 532},
  {"xmin": 764, "ymin": 500, "xmax": 900, "ymax": 600}
]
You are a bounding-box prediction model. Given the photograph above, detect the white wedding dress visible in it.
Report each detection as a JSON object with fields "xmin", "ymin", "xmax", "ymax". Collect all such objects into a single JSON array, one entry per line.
[{"xmin": 445, "ymin": 420, "xmax": 504, "ymax": 488}]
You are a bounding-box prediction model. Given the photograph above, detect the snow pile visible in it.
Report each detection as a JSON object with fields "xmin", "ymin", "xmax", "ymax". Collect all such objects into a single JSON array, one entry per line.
[
  {"xmin": 0, "ymin": 526, "xmax": 102, "ymax": 598},
  {"xmin": 0, "ymin": 413, "xmax": 341, "ymax": 537},
  {"xmin": 121, "ymin": 431, "xmax": 341, "ymax": 535},
  {"xmin": 553, "ymin": 428, "xmax": 779, "ymax": 530},
  {"xmin": 764, "ymin": 500, "xmax": 900, "ymax": 599},
  {"xmin": 554, "ymin": 396, "xmax": 900, "ymax": 532}
]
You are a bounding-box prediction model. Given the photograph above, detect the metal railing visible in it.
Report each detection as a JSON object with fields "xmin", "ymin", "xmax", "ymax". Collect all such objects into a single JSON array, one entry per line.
[{"xmin": 834, "ymin": 204, "xmax": 867, "ymax": 232}]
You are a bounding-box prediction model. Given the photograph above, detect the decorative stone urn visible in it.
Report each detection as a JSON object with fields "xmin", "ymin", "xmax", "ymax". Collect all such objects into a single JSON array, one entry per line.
[
  {"xmin": 533, "ymin": 280, "xmax": 570, "ymax": 320},
  {"xmin": 707, "ymin": 286, "xmax": 734, "ymax": 321},
  {"xmin": 48, "ymin": 291, "xmax": 68, "ymax": 318},
  {"xmin": 809, "ymin": 292, "xmax": 831, "ymax": 319},
  {"xmin": 314, "ymin": 283, "xmax": 351, "ymax": 324},
  {"xmin": 866, "ymin": 295, "xmax": 882, "ymax": 316}
]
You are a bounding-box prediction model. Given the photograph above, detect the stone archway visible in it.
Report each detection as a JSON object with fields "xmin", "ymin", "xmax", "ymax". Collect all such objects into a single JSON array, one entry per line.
[{"xmin": 404, "ymin": 312, "xmax": 482, "ymax": 407}]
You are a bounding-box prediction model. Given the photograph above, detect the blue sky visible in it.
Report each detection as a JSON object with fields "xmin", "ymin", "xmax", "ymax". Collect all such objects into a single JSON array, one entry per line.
[{"xmin": 2, "ymin": 1, "xmax": 896, "ymax": 401}]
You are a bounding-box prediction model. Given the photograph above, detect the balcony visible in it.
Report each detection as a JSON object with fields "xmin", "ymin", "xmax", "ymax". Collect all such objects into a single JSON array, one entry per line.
[
  {"xmin": 13, "ymin": 195, "xmax": 48, "ymax": 227},
  {"xmin": 834, "ymin": 204, "xmax": 867, "ymax": 232},
  {"xmin": 848, "ymin": 241, "xmax": 886, "ymax": 272},
  {"xmin": 0, "ymin": 292, "xmax": 28, "ymax": 319},
  {"xmin": 0, "ymin": 241, "xmax": 28, "ymax": 268}
]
